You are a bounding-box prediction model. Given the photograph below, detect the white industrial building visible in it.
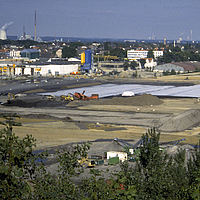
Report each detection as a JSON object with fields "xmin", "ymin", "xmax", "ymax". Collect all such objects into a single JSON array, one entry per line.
[
  {"xmin": 154, "ymin": 62, "xmax": 200, "ymax": 73},
  {"xmin": 107, "ymin": 151, "xmax": 127, "ymax": 162},
  {"xmin": 23, "ymin": 63, "xmax": 79, "ymax": 76},
  {"xmin": 127, "ymin": 49, "xmax": 163, "ymax": 60},
  {"xmin": 0, "ymin": 58, "xmax": 80, "ymax": 77}
]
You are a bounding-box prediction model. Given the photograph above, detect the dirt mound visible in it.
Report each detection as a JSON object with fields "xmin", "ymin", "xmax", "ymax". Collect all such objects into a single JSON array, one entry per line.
[
  {"xmin": 3, "ymin": 100, "xmax": 38, "ymax": 107},
  {"xmin": 66, "ymin": 101, "xmax": 79, "ymax": 107},
  {"xmin": 3, "ymin": 99, "xmax": 66, "ymax": 108},
  {"xmin": 96, "ymin": 94, "xmax": 163, "ymax": 106},
  {"xmin": 159, "ymin": 109, "xmax": 200, "ymax": 132},
  {"xmin": 21, "ymin": 114, "xmax": 72, "ymax": 122}
]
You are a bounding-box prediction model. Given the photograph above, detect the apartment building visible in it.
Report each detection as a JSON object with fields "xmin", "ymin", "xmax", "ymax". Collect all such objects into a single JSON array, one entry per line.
[{"xmin": 127, "ymin": 49, "xmax": 163, "ymax": 60}]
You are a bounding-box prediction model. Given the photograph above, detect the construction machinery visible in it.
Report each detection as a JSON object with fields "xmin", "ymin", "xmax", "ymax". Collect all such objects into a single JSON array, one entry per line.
[
  {"xmin": 42, "ymin": 95, "xmax": 55, "ymax": 101},
  {"xmin": 94, "ymin": 55, "xmax": 119, "ymax": 61},
  {"xmin": 8, "ymin": 93, "xmax": 15, "ymax": 100},
  {"xmin": 60, "ymin": 94, "xmax": 74, "ymax": 101},
  {"xmin": 77, "ymin": 157, "xmax": 95, "ymax": 168},
  {"xmin": 69, "ymin": 90, "xmax": 99, "ymax": 100}
]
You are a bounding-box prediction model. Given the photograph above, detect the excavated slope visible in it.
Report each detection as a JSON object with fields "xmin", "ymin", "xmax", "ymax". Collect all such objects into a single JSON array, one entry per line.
[{"xmin": 159, "ymin": 109, "xmax": 200, "ymax": 132}]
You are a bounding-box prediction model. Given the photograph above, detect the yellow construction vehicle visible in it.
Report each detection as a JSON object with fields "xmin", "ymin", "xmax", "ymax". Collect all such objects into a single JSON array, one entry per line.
[
  {"xmin": 94, "ymin": 55, "xmax": 119, "ymax": 61},
  {"xmin": 8, "ymin": 93, "xmax": 15, "ymax": 100},
  {"xmin": 60, "ymin": 94, "xmax": 74, "ymax": 101},
  {"xmin": 77, "ymin": 157, "xmax": 95, "ymax": 168}
]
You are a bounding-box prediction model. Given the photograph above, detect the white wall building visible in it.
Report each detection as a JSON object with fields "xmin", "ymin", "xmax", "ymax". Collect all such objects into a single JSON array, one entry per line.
[
  {"xmin": 9, "ymin": 49, "xmax": 22, "ymax": 58},
  {"xmin": 127, "ymin": 49, "xmax": 163, "ymax": 60},
  {"xmin": 143, "ymin": 58, "xmax": 157, "ymax": 69},
  {"xmin": 107, "ymin": 151, "xmax": 127, "ymax": 162},
  {"xmin": 55, "ymin": 49, "xmax": 62, "ymax": 58},
  {"xmin": 153, "ymin": 50, "xmax": 164, "ymax": 59},
  {"xmin": 127, "ymin": 50, "xmax": 148, "ymax": 60},
  {"xmin": 23, "ymin": 63, "xmax": 79, "ymax": 76}
]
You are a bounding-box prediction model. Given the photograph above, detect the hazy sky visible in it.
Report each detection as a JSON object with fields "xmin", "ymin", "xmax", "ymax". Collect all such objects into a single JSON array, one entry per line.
[{"xmin": 1, "ymin": 0, "xmax": 200, "ymax": 40}]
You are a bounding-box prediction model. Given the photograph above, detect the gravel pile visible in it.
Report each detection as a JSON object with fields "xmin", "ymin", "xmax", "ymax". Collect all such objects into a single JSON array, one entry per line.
[
  {"xmin": 159, "ymin": 109, "xmax": 200, "ymax": 132},
  {"xmin": 91, "ymin": 94, "xmax": 163, "ymax": 106}
]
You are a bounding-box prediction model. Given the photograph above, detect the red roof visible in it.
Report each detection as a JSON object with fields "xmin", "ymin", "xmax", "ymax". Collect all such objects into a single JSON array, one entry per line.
[{"xmin": 173, "ymin": 62, "xmax": 199, "ymax": 71}]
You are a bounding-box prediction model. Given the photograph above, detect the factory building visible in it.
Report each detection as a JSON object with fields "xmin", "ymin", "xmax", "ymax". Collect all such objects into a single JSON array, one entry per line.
[
  {"xmin": 23, "ymin": 62, "xmax": 79, "ymax": 76},
  {"xmin": 81, "ymin": 50, "xmax": 93, "ymax": 72},
  {"xmin": 20, "ymin": 49, "xmax": 39, "ymax": 61},
  {"xmin": 154, "ymin": 62, "xmax": 200, "ymax": 73},
  {"xmin": 0, "ymin": 59, "xmax": 79, "ymax": 77}
]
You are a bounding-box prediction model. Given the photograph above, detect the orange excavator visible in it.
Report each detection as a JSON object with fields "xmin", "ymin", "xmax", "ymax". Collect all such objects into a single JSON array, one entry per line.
[{"xmin": 69, "ymin": 90, "xmax": 99, "ymax": 100}]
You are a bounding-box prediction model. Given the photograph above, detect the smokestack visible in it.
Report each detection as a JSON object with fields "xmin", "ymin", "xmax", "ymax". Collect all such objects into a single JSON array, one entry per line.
[
  {"xmin": 34, "ymin": 11, "xmax": 36, "ymax": 41},
  {"xmin": 191, "ymin": 30, "xmax": 192, "ymax": 42},
  {"xmin": 23, "ymin": 25, "xmax": 26, "ymax": 39},
  {"xmin": 164, "ymin": 37, "xmax": 166, "ymax": 45}
]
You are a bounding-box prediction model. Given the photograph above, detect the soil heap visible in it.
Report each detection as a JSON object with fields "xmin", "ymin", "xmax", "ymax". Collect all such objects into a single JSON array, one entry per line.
[
  {"xmin": 92, "ymin": 94, "xmax": 163, "ymax": 106},
  {"xmin": 159, "ymin": 109, "xmax": 200, "ymax": 132}
]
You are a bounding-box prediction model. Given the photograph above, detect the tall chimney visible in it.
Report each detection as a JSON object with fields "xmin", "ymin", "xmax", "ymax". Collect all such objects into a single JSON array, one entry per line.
[
  {"xmin": 164, "ymin": 37, "xmax": 166, "ymax": 45},
  {"xmin": 23, "ymin": 25, "xmax": 26, "ymax": 39},
  {"xmin": 34, "ymin": 11, "xmax": 36, "ymax": 41}
]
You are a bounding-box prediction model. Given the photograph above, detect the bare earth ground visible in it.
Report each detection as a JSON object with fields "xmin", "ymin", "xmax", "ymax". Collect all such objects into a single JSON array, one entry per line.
[
  {"xmin": 0, "ymin": 90, "xmax": 200, "ymax": 149},
  {"xmin": 0, "ymin": 72, "xmax": 200, "ymax": 176},
  {"xmin": 0, "ymin": 72, "xmax": 200, "ymax": 151}
]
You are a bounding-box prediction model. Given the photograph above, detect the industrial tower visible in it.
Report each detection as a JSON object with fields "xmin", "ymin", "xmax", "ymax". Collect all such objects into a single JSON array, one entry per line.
[{"xmin": 34, "ymin": 11, "xmax": 37, "ymax": 41}]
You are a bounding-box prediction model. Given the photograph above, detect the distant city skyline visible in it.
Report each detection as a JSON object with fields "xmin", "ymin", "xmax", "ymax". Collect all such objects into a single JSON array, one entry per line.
[{"xmin": 1, "ymin": 0, "xmax": 200, "ymax": 41}]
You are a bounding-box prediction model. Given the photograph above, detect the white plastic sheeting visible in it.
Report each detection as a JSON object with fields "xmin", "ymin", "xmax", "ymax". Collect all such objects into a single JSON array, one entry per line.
[{"xmin": 39, "ymin": 84, "xmax": 200, "ymax": 98}]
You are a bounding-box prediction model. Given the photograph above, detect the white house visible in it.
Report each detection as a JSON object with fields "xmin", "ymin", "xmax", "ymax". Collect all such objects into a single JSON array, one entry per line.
[
  {"xmin": 142, "ymin": 58, "xmax": 157, "ymax": 69},
  {"xmin": 55, "ymin": 49, "xmax": 62, "ymax": 58},
  {"xmin": 9, "ymin": 48, "xmax": 23, "ymax": 58}
]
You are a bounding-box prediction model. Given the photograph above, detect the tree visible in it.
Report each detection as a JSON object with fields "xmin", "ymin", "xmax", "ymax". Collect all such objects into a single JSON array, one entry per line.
[
  {"xmin": 171, "ymin": 69, "xmax": 176, "ymax": 75},
  {"xmin": 122, "ymin": 128, "xmax": 191, "ymax": 199},
  {"xmin": 62, "ymin": 46, "xmax": 77, "ymax": 58},
  {"xmin": 147, "ymin": 49, "xmax": 154, "ymax": 59},
  {"xmin": 110, "ymin": 48, "xmax": 126, "ymax": 60},
  {"xmin": 123, "ymin": 61, "xmax": 129, "ymax": 71},
  {"xmin": 130, "ymin": 60, "xmax": 138, "ymax": 70},
  {"xmin": 140, "ymin": 58, "xmax": 146, "ymax": 68},
  {"xmin": 70, "ymin": 42, "xmax": 84, "ymax": 49},
  {"xmin": 104, "ymin": 42, "xmax": 110, "ymax": 50},
  {"xmin": 0, "ymin": 113, "xmax": 47, "ymax": 199},
  {"xmin": 187, "ymin": 140, "xmax": 200, "ymax": 199}
]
